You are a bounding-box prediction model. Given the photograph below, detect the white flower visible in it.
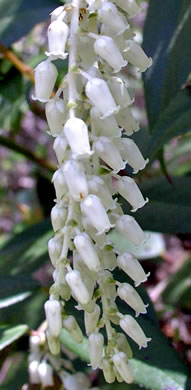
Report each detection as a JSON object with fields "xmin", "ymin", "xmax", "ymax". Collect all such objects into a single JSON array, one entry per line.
[
  {"xmin": 117, "ymin": 283, "xmax": 148, "ymax": 317},
  {"xmin": 66, "ymin": 270, "xmax": 92, "ymax": 305},
  {"xmin": 63, "ymin": 159, "xmax": 88, "ymax": 201},
  {"xmin": 107, "ymin": 77, "xmax": 133, "ymax": 108},
  {"xmin": 117, "ymin": 252, "xmax": 150, "ymax": 287},
  {"xmin": 102, "ymin": 358, "xmax": 115, "ymax": 384},
  {"xmin": 34, "ymin": 60, "xmax": 58, "ymax": 101},
  {"xmin": 98, "ymin": 2, "xmax": 129, "ymax": 36},
  {"xmin": 29, "ymin": 361, "xmax": 40, "ymax": 384},
  {"xmin": 64, "ymin": 117, "xmax": 93, "ymax": 159},
  {"xmin": 124, "ymin": 40, "xmax": 152, "ymax": 72},
  {"xmin": 90, "ymin": 106, "xmax": 121, "ymax": 138},
  {"xmin": 120, "ymin": 315, "xmax": 151, "ymax": 349},
  {"xmin": 53, "ymin": 136, "xmax": 68, "ymax": 165},
  {"xmin": 38, "ymin": 361, "xmax": 54, "ymax": 387},
  {"xmin": 45, "ymin": 98, "xmax": 66, "ymax": 135},
  {"xmin": 46, "ymin": 329, "xmax": 61, "ymax": 355},
  {"xmin": 116, "ymin": 107, "xmax": 139, "ymax": 135},
  {"xmin": 115, "ymin": 215, "xmax": 145, "ymax": 246},
  {"xmin": 84, "ymin": 304, "xmax": 101, "ymax": 335},
  {"xmin": 115, "ymin": 0, "xmax": 141, "ymax": 18},
  {"xmin": 48, "ymin": 236, "xmax": 62, "ymax": 267},
  {"xmin": 120, "ymin": 138, "xmax": 149, "ymax": 173},
  {"xmin": 44, "ymin": 299, "xmax": 62, "ymax": 337},
  {"xmin": 51, "ymin": 202, "xmax": 67, "ymax": 231},
  {"xmin": 94, "ymin": 35, "xmax": 127, "ymax": 73},
  {"xmin": 116, "ymin": 176, "xmax": 149, "ymax": 212},
  {"xmin": 88, "ymin": 175, "xmax": 116, "ymax": 210},
  {"xmin": 88, "ymin": 332, "xmax": 104, "ymax": 369},
  {"xmin": 80, "ymin": 194, "xmax": 113, "ymax": 234},
  {"xmin": 93, "ymin": 136, "xmax": 126, "ymax": 173},
  {"xmin": 63, "ymin": 315, "xmax": 83, "ymax": 343},
  {"xmin": 112, "ymin": 352, "xmax": 134, "ymax": 384},
  {"xmin": 47, "ymin": 19, "xmax": 69, "ymax": 58},
  {"xmin": 74, "ymin": 232, "xmax": 101, "ymax": 272}
]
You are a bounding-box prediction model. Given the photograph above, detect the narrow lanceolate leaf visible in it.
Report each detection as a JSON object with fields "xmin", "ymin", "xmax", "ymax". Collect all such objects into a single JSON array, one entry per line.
[
  {"xmin": 0, "ymin": 275, "xmax": 39, "ymax": 309},
  {"xmin": 0, "ymin": 325, "xmax": 28, "ymax": 351}
]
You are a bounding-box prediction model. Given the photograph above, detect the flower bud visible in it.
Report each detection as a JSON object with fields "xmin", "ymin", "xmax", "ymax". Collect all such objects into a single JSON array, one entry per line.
[
  {"xmin": 84, "ymin": 304, "xmax": 101, "ymax": 335},
  {"xmin": 115, "ymin": 0, "xmax": 141, "ymax": 18},
  {"xmin": 63, "ymin": 315, "xmax": 83, "ymax": 343},
  {"xmin": 94, "ymin": 36, "xmax": 127, "ymax": 73},
  {"xmin": 117, "ymin": 252, "xmax": 150, "ymax": 287},
  {"xmin": 52, "ymin": 168, "xmax": 67, "ymax": 200},
  {"xmin": 48, "ymin": 236, "xmax": 62, "ymax": 267},
  {"xmin": 120, "ymin": 315, "xmax": 151, "ymax": 349},
  {"xmin": 118, "ymin": 283, "xmax": 147, "ymax": 317},
  {"xmin": 29, "ymin": 361, "xmax": 40, "ymax": 384},
  {"xmin": 45, "ymin": 98, "xmax": 66, "ymax": 134},
  {"xmin": 116, "ymin": 107, "xmax": 139, "ymax": 135},
  {"xmin": 120, "ymin": 138, "xmax": 149, "ymax": 173},
  {"xmin": 34, "ymin": 60, "xmax": 58, "ymax": 101},
  {"xmin": 93, "ymin": 136, "xmax": 125, "ymax": 173},
  {"xmin": 107, "ymin": 77, "xmax": 133, "ymax": 108},
  {"xmin": 124, "ymin": 40, "xmax": 152, "ymax": 72},
  {"xmin": 46, "ymin": 329, "xmax": 60, "ymax": 355},
  {"xmin": 66, "ymin": 270, "xmax": 92, "ymax": 305},
  {"xmin": 53, "ymin": 136, "xmax": 68, "ymax": 164},
  {"xmin": 74, "ymin": 233, "xmax": 101, "ymax": 272},
  {"xmin": 98, "ymin": 2, "xmax": 128, "ymax": 36},
  {"xmin": 80, "ymin": 194, "xmax": 113, "ymax": 234},
  {"xmin": 115, "ymin": 215, "xmax": 145, "ymax": 246},
  {"xmin": 112, "ymin": 352, "xmax": 134, "ymax": 384},
  {"xmin": 63, "ymin": 160, "xmax": 88, "ymax": 201},
  {"xmin": 85, "ymin": 78, "xmax": 119, "ymax": 119},
  {"xmin": 44, "ymin": 299, "xmax": 62, "ymax": 337},
  {"xmin": 115, "ymin": 333, "xmax": 133, "ymax": 359},
  {"xmin": 51, "ymin": 203, "xmax": 67, "ymax": 231},
  {"xmin": 47, "ymin": 20, "xmax": 69, "ymax": 58},
  {"xmin": 88, "ymin": 175, "xmax": 116, "ymax": 210},
  {"xmin": 88, "ymin": 332, "xmax": 104, "ymax": 369},
  {"xmin": 102, "ymin": 358, "xmax": 115, "ymax": 383},
  {"xmin": 64, "ymin": 117, "xmax": 92, "ymax": 159},
  {"xmin": 116, "ymin": 176, "xmax": 148, "ymax": 212},
  {"xmin": 90, "ymin": 106, "xmax": 121, "ymax": 138},
  {"xmin": 38, "ymin": 361, "xmax": 54, "ymax": 387}
]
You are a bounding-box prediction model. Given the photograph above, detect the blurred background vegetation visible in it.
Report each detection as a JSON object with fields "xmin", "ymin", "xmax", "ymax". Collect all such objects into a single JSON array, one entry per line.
[{"xmin": 0, "ymin": 0, "xmax": 191, "ymax": 389}]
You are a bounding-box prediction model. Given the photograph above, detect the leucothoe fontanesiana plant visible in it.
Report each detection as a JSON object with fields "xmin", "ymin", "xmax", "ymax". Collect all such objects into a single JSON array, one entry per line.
[{"xmin": 33, "ymin": 0, "xmax": 152, "ymax": 384}]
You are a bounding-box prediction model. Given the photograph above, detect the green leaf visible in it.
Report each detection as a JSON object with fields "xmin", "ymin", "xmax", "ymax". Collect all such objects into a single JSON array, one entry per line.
[
  {"xmin": 0, "ymin": 275, "xmax": 39, "ymax": 309},
  {"xmin": 0, "ymin": 0, "xmax": 61, "ymax": 46},
  {"xmin": 0, "ymin": 325, "xmax": 28, "ymax": 351},
  {"xmin": 0, "ymin": 353, "xmax": 28, "ymax": 390}
]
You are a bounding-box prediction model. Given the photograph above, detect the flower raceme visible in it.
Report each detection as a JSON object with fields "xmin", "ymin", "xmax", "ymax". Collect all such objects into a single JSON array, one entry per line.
[{"xmin": 34, "ymin": 0, "xmax": 152, "ymax": 384}]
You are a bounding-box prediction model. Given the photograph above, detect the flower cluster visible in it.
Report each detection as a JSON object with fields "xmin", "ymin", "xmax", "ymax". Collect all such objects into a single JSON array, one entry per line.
[{"xmin": 34, "ymin": 0, "xmax": 152, "ymax": 384}]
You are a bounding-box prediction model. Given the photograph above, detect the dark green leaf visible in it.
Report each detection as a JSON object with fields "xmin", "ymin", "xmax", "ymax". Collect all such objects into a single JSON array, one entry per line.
[
  {"xmin": 0, "ymin": 275, "xmax": 39, "ymax": 309},
  {"xmin": 0, "ymin": 325, "xmax": 28, "ymax": 351}
]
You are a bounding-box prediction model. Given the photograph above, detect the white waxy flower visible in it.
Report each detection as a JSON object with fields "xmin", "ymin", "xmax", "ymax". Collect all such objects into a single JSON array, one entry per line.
[
  {"xmin": 44, "ymin": 299, "xmax": 62, "ymax": 337},
  {"xmin": 38, "ymin": 362, "xmax": 54, "ymax": 387},
  {"xmin": 112, "ymin": 352, "xmax": 134, "ymax": 384},
  {"xmin": 29, "ymin": 335, "xmax": 40, "ymax": 353},
  {"xmin": 64, "ymin": 117, "xmax": 93, "ymax": 159},
  {"xmin": 51, "ymin": 202, "xmax": 67, "ymax": 231},
  {"xmin": 90, "ymin": 106, "xmax": 121, "ymax": 138},
  {"xmin": 98, "ymin": 2, "xmax": 128, "ymax": 36},
  {"xmin": 63, "ymin": 315, "xmax": 83, "ymax": 343},
  {"xmin": 120, "ymin": 315, "xmax": 151, "ymax": 349},
  {"xmin": 115, "ymin": 333, "xmax": 133, "ymax": 359},
  {"xmin": 100, "ymin": 270, "xmax": 117, "ymax": 300},
  {"xmin": 94, "ymin": 36, "xmax": 127, "ymax": 73},
  {"xmin": 82, "ymin": 217, "xmax": 110, "ymax": 249},
  {"xmin": 93, "ymin": 136, "xmax": 126, "ymax": 173},
  {"xmin": 46, "ymin": 98, "xmax": 66, "ymax": 135},
  {"xmin": 80, "ymin": 194, "xmax": 113, "ymax": 234},
  {"xmin": 53, "ymin": 264, "xmax": 71, "ymax": 301},
  {"xmin": 66, "ymin": 270, "xmax": 92, "ymax": 305},
  {"xmin": 88, "ymin": 332, "xmax": 104, "ymax": 369},
  {"xmin": 74, "ymin": 233, "xmax": 101, "ymax": 272},
  {"xmin": 116, "ymin": 176, "xmax": 149, "ymax": 212},
  {"xmin": 53, "ymin": 136, "xmax": 68, "ymax": 165},
  {"xmin": 34, "ymin": 60, "xmax": 58, "ymax": 102},
  {"xmin": 107, "ymin": 77, "xmax": 133, "ymax": 108},
  {"xmin": 50, "ymin": 6, "xmax": 65, "ymax": 22},
  {"xmin": 117, "ymin": 283, "xmax": 148, "ymax": 317},
  {"xmin": 29, "ymin": 361, "xmax": 40, "ymax": 384},
  {"xmin": 47, "ymin": 20, "xmax": 69, "ymax": 58},
  {"xmin": 124, "ymin": 40, "xmax": 152, "ymax": 72},
  {"xmin": 102, "ymin": 358, "xmax": 115, "ymax": 384},
  {"xmin": 117, "ymin": 252, "xmax": 150, "ymax": 287},
  {"xmin": 88, "ymin": 175, "xmax": 116, "ymax": 210},
  {"xmin": 115, "ymin": 0, "xmax": 141, "ymax": 18},
  {"xmin": 115, "ymin": 215, "xmax": 145, "ymax": 246},
  {"xmin": 63, "ymin": 160, "xmax": 88, "ymax": 201},
  {"xmin": 85, "ymin": 78, "xmax": 120, "ymax": 119},
  {"xmin": 116, "ymin": 107, "xmax": 139, "ymax": 135},
  {"xmin": 52, "ymin": 168, "xmax": 67, "ymax": 200},
  {"xmin": 84, "ymin": 304, "xmax": 101, "ymax": 335},
  {"xmin": 101, "ymin": 248, "xmax": 117, "ymax": 271},
  {"xmin": 48, "ymin": 236, "xmax": 62, "ymax": 267},
  {"xmin": 86, "ymin": 0, "xmax": 106, "ymax": 12},
  {"xmin": 46, "ymin": 329, "xmax": 60, "ymax": 355},
  {"xmin": 120, "ymin": 138, "xmax": 149, "ymax": 173},
  {"xmin": 78, "ymin": 36, "xmax": 97, "ymax": 66}
]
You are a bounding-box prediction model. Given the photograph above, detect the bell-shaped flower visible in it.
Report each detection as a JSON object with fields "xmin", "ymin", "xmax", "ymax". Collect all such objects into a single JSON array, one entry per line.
[
  {"xmin": 115, "ymin": 215, "xmax": 145, "ymax": 246},
  {"xmin": 115, "ymin": 0, "xmax": 141, "ymax": 18},
  {"xmin": 38, "ymin": 362, "xmax": 54, "ymax": 387},
  {"xmin": 98, "ymin": 2, "xmax": 129, "ymax": 36},
  {"xmin": 46, "ymin": 330, "xmax": 60, "ymax": 355},
  {"xmin": 73, "ymin": 252, "xmax": 96, "ymax": 300},
  {"xmin": 50, "ymin": 6, "xmax": 65, "ymax": 22},
  {"xmin": 53, "ymin": 264, "xmax": 71, "ymax": 301},
  {"xmin": 62, "ymin": 160, "xmax": 88, "ymax": 201},
  {"xmin": 116, "ymin": 107, "xmax": 139, "ymax": 135},
  {"xmin": 78, "ymin": 36, "xmax": 97, "ymax": 66},
  {"xmin": 117, "ymin": 252, "xmax": 150, "ymax": 287},
  {"xmin": 84, "ymin": 304, "xmax": 101, "ymax": 335},
  {"xmin": 86, "ymin": 0, "xmax": 106, "ymax": 12},
  {"xmin": 63, "ymin": 315, "xmax": 83, "ymax": 343},
  {"xmin": 88, "ymin": 175, "xmax": 116, "ymax": 210},
  {"xmin": 117, "ymin": 283, "xmax": 148, "ymax": 317},
  {"xmin": 82, "ymin": 216, "xmax": 109, "ymax": 249},
  {"xmin": 52, "ymin": 168, "xmax": 67, "ymax": 200},
  {"xmin": 66, "ymin": 270, "xmax": 92, "ymax": 305},
  {"xmin": 53, "ymin": 136, "xmax": 68, "ymax": 165},
  {"xmin": 34, "ymin": 60, "xmax": 58, "ymax": 102},
  {"xmin": 51, "ymin": 202, "xmax": 67, "ymax": 232},
  {"xmin": 100, "ymin": 270, "xmax": 117, "ymax": 300},
  {"xmin": 45, "ymin": 98, "xmax": 66, "ymax": 135},
  {"xmin": 48, "ymin": 236, "xmax": 62, "ymax": 267},
  {"xmin": 85, "ymin": 77, "xmax": 120, "ymax": 119},
  {"xmin": 100, "ymin": 248, "xmax": 117, "ymax": 271},
  {"xmin": 74, "ymin": 232, "xmax": 101, "ymax": 272},
  {"xmin": 120, "ymin": 315, "xmax": 151, "ymax": 349},
  {"xmin": 107, "ymin": 77, "xmax": 133, "ymax": 108},
  {"xmin": 115, "ymin": 333, "xmax": 133, "ymax": 359},
  {"xmin": 88, "ymin": 332, "xmax": 104, "ymax": 369},
  {"xmin": 90, "ymin": 106, "xmax": 121, "ymax": 138},
  {"xmin": 102, "ymin": 358, "xmax": 115, "ymax": 384},
  {"xmin": 116, "ymin": 176, "xmax": 149, "ymax": 212},
  {"xmin": 47, "ymin": 19, "xmax": 69, "ymax": 58},
  {"xmin": 120, "ymin": 138, "xmax": 149, "ymax": 173},
  {"xmin": 124, "ymin": 40, "xmax": 152, "ymax": 72},
  {"xmin": 80, "ymin": 194, "xmax": 113, "ymax": 234},
  {"xmin": 64, "ymin": 117, "xmax": 93, "ymax": 159},
  {"xmin": 94, "ymin": 36, "xmax": 127, "ymax": 73},
  {"xmin": 44, "ymin": 299, "xmax": 62, "ymax": 337},
  {"xmin": 93, "ymin": 136, "xmax": 126, "ymax": 173},
  {"xmin": 112, "ymin": 352, "xmax": 134, "ymax": 384},
  {"xmin": 29, "ymin": 361, "xmax": 41, "ymax": 384}
]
